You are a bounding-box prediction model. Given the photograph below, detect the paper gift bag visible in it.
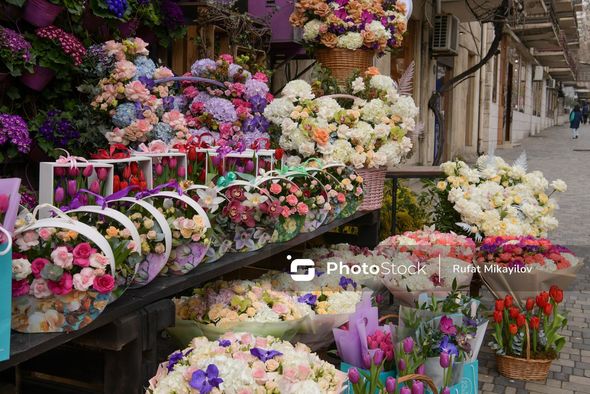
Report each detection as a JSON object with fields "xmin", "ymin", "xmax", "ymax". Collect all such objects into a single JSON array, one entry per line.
[{"xmin": 0, "ymin": 228, "xmax": 12, "ymax": 361}]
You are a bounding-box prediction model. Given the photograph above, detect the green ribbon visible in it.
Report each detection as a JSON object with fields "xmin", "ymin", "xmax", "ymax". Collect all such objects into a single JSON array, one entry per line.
[
  {"xmin": 278, "ymin": 165, "xmax": 307, "ymax": 175},
  {"xmin": 216, "ymin": 171, "xmax": 237, "ymax": 188}
]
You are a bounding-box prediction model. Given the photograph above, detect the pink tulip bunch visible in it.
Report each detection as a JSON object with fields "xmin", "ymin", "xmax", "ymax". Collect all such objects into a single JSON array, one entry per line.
[
  {"xmin": 53, "ymin": 164, "xmax": 110, "ymax": 209},
  {"xmin": 153, "ymin": 155, "xmax": 187, "ymax": 186}
]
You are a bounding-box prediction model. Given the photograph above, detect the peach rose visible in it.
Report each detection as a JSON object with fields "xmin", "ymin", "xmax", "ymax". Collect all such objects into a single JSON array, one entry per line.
[
  {"xmin": 289, "ymin": 11, "xmax": 307, "ymax": 27},
  {"xmin": 362, "ymin": 30, "xmax": 378, "ymax": 45},
  {"xmin": 320, "ymin": 33, "xmax": 338, "ymax": 48},
  {"xmin": 314, "ymin": 2, "xmax": 331, "ymax": 17},
  {"xmin": 312, "ymin": 127, "xmax": 329, "ymax": 145}
]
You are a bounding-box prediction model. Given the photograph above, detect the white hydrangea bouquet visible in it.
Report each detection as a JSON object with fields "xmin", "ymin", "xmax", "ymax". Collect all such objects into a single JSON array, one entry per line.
[
  {"xmin": 435, "ymin": 153, "xmax": 567, "ymax": 239},
  {"xmin": 147, "ymin": 333, "xmax": 347, "ymax": 394},
  {"xmin": 264, "ymin": 69, "xmax": 415, "ymax": 170}
]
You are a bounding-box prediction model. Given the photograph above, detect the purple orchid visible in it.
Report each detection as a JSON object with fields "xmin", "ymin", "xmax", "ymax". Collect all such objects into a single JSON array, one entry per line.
[
  {"xmin": 250, "ymin": 348, "xmax": 283, "ymax": 362},
  {"xmin": 297, "ymin": 293, "xmax": 318, "ymax": 307},
  {"xmin": 339, "ymin": 276, "xmax": 357, "ymax": 290},
  {"xmin": 218, "ymin": 339, "xmax": 231, "ymax": 347},
  {"xmin": 189, "ymin": 364, "xmax": 223, "ymax": 394},
  {"xmin": 439, "ymin": 316, "xmax": 457, "ymax": 335},
  {"xmin": 439, "ymin": 335, "xmax": 459, "ymax": 357}
]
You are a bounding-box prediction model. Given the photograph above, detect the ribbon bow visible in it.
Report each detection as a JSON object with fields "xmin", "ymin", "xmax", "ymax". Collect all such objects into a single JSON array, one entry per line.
[
  {"xmin": 77, "ymin": 186, "xmax": 139, "ymax": 209},
  {"xmin": 137, "ymin": 140, "xmax": 169, "ymax": 154},
  {"xmin": 55, "ymin": 149, "xmax": 88, "ymax": 169},
  {"xmin": 91, "ymin": 144, "xmax": 131, "ymax": 160},
  {"xmin": 278, "ymin": 165, "xmax": 307, "ymax": 175},
  {"xmin": 216, "ymin": 172, "xmax": 237, "ymax": 188},
  {"xmin": 135, "ymin": 180, "xmax": 183, "ymax": 199}
]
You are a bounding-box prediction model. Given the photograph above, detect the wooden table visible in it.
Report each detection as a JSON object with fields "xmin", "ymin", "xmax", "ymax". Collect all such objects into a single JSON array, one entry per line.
[
  {"xmin": 386, "ymin": 166, "xmax": 444, "ymax": 235},
  {"xmin": 0, "ymin": 210, "xmax": 379, "ymax": 392}
]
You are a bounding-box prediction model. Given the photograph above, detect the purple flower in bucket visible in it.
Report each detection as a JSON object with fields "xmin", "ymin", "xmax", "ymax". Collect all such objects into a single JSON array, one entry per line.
[
  {"xmin": 297, "ymin": 293, "xmax": 318, "ymax": 307},
  {"xmin": 439, "ymin": 316, "xmax": 457, "ymax": 335},
  {"xmin": 189, "ymin": 364, "xmax": 223, "ymax": 394},
  {"xmin": 339, "ymin": 276, "xmax": 357, "ymax": 290},
  {"xmin": 439, "ymin": 335, "xmax": 459, "ymax": 357},
  {"xmin": 250, "ymin": 348, "xmax": 283, "ymax": 362}
]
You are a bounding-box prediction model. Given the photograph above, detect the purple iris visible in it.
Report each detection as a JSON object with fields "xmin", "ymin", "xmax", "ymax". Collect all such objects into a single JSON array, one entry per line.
[
  {"xmin": 162, "ymin": 96, "xmax": 175, "ymax": 111},
  {"xmin": 250, "ymin": 348, "xmax": 283, "ymax": 362},
  {"xmin": 297, "ymin": 293, "xmax": 318, "ymax": 307},
  {"xmin": 439, "ymin": 336, "xmax": 459, "ymax": 357},
  {"xmin": 218, "ymin": 339, "xmax": 231, "ymax": 347},
  {"xmin": 339, "ymin": 276, "xmax": 357, "ymax": 290},
  {"xmin": 249, "ymin": 95, "xmax": 268, "ymax": 113},
  {"xmin": 243, "ymin": 115, "xmax": 269, "ymax": 134},
  {"xmin": 189, "ymin": 364, "xmax": 223, "ymax": 394}
]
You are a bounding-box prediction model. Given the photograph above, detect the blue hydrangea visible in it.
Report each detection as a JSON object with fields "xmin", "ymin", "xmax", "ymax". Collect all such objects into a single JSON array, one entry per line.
[
  {"xmin": 153, "ymin": 122, "xmax": 173, "ymax": 143},
  {"xmin": 172, "ymin": 95, "xmax": 187, "ymax": 111},
  {"xmin": 134, "ymin": 56, "xmax": 157, "ymax": 79},
  {"xmin": 244, "ymin": 79, "xmax": 269, "ymax": 100},
  {"xmin": 112, "ymin": 103, "xmax": 137, "ymax": 128},
  {"xmin": 191, "ymin": 58, "xmax": 216, "ymax": 77},
  {"xmin": 204, "ymin": 97, "xmax": 237, "ymax": 123},
  {"xmin": 228, "ymin": 63, "xmax": 251, "ymax": 82}
]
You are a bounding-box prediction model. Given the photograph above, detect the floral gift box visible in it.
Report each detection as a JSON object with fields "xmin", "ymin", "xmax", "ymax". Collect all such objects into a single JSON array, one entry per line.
[
  {"xmin": 132, "ymin": 140, "xmax": 188, "ymax": 186},
  {"xmin": 11, "ymin": 207, "xmax": 117, "ymax": 333},
  {"xmin": 90, "ymin": 144, "xmax": 153, "ymax": 192}
]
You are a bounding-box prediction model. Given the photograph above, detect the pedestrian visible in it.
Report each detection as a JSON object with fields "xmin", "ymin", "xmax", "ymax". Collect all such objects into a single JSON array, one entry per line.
[
  {"xmin": 570, "ymin": 105, "xmax": 582, "ymax": 139},
  {"xmin": 583, "ymin": 102, "xmax": 590, "ymax": 124}
]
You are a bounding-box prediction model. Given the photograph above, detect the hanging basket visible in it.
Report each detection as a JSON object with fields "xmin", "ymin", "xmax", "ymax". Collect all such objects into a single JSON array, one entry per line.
[
  {"xmin": 20, "ymin": 66, "xmax": 55, "ymax": 91},
  {"xmin": 355, "ymin": 167, "xmax": 386, "ymax": 211},
  {"xmin": 315, "ymin": 48, "xmax": 375, "ymax": 84},
  {"xmin": 496, "ymin": 322, "xmax": 553, "ymax": 381},
  {"xmin": 22, "ymin": 0, "xmax": 63, "ymax": 27}
]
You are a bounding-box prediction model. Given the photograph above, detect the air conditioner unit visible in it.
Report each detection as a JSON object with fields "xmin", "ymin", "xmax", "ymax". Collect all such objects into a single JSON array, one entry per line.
[{"xmin": 432, "ymin": 15, "xmax": 460, "ymax": 56}]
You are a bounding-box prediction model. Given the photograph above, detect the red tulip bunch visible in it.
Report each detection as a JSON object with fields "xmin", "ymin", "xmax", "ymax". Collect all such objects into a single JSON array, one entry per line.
[
  {"xmin": 113, "ymin": 162, "xmax": 147, "ymax": 192},
  {"xmin": 491, "ymin": 287, "xmax": 567, "ymax": 359}
]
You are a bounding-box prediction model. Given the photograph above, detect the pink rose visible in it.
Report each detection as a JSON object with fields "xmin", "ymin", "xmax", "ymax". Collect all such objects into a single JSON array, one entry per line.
[
  {"xmin": 38, "ymin": 228, "xmax": 53, "ymax": 241},
  {"xmin": 89, "ymin": 252, "xmax": 109, "ymax": 269},
  {"xmin": 337, "ymin": 193, "xmax": 346, "ymax": 203},
  {"xmin": 220, "ymin": 54, "xmax": 234, "ymax": 63},
  {"xmin": 255, "ymin": 337, "xmax": 268, "ymax": 348},
  {"xmin": 153, "ymin": 66, "xmax": 173, "ymax": 80},
  {"xmin": 30, "ymin": 278, "xmax": 52, "ymax": 298},
  {"xmin": 236, "ymin": 106, "xmax": 250, "ymax": 119},
  {"xmin": 253, "ymin": 72, "xmax": 268, "ymax": 83},
  {"xmin": 125, "ymin": 80, "xmax": 150, "ymax": 102},
  {"xmin": 73, "ymin": 243, "xmax": 97, "ymax": 267},
  {"xmin": 48, "ymin": 272, "xmax": 73, "ymax": 295},
  {"xmin": 146, "ymin": 139, "xmax": 168, "ymax": 153},
  {"xmin": 272, "ymin": 303, "xmax": 289, "ymax": 314},
  {"xmin": 240, "ymin": 333, "xmax": 253, "ymax": 345},
  {"xmin": 289, "ymin": 185, "xmax": 299, "ymax": 194},
  {"xmin": 252, "ymin": 367, "xmax": 267, "ymax": 382},
  {"xmin": 283, "ymin": 367, "xmax": 298, "ymax": 382},
  {"xmin": 297, "ymin": 365, "xmax": 311, "ymax": 379},
  {"xmin": 296, "ymin": 202, "xmax": 309, "ymax": 215},
  {"xmin": 93, "ymin": 274, "xmax": 115, "ymax": 293},
  {"xmin": 31, "ymin": 258, "xmax": 50, "ymax": 278},
  {"xmin": 12, "ymin": 279, "xmax": 30, "ymax": 297},
  {"xmin": 73, "ymin": 268, "xmax": 96, "ymax": 291},
  {"xmin": 132, "ymin": 37, "xmax": 149, "ymax": 55},
  {"xmin": 51, "ymin": 246, "xmax": 73, "ymax": 269},
  {"xmin": 269, "ymin": 183, "xmax": 282, "ymax": 195},
  {"xmin": 286, "ymin": 194, "xmax": 298, "ymax": 206},
  {"xmin": 281, "ymin": 206, "xmax": 292, "ymax": 218}
]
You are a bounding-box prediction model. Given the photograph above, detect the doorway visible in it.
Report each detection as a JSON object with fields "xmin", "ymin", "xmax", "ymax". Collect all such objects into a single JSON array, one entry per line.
[{"xmin": 503, "ymin": 63, "xmax": 514, "ymax": 143}]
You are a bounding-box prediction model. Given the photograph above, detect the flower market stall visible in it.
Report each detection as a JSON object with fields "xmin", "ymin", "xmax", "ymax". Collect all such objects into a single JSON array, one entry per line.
[{"xmin": 0, "ymin": 0, "xmax": 584, "ymax": 393}]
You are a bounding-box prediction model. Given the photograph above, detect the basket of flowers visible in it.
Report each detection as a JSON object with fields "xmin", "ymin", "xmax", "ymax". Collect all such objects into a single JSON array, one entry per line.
[{"xmin": 11, "ymin": 206, "xmax": 117, "ymax": 333}]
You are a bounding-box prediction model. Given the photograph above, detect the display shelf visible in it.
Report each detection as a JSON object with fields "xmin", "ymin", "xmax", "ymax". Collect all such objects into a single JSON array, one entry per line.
[{"xmin": 0, "ymin": 209, "xmax": 377, "ymax": 371}]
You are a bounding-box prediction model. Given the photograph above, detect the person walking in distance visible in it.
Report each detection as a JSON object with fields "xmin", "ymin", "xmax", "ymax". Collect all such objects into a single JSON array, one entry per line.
[
  {"xmin": 570, "ymin": 105, "xmax": 582, "ymax": 139},
  {"xmin": 583, "ymin": 101, "xmax": 590, "ymax": 124}
]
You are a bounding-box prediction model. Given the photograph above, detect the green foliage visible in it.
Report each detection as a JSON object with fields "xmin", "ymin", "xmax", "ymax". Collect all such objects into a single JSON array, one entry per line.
[
  {"xmin": 379, "ymin": 179, "xmax": 430, "ymax": 240},
  {"xmin": 51, "ymin": 0, "xmax": 85, "ymax": 15},
  {"xmin": 419, "ymin": 178, "xmax": 467, "ymax": 236}
]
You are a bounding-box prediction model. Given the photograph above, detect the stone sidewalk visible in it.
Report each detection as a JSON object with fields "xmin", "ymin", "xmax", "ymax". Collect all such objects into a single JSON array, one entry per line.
[{"xmin": 478, "ymin": 124, "xmax": 590, "ymax": 393}]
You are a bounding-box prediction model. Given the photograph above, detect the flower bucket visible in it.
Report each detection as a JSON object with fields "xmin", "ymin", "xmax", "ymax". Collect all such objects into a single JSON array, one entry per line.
[
  {"xmin": 355, "ymin": 167, "xmax": 386, "ymax": 211},
  {"xmin": 141, "ymin": 191, "xmax": 211, "ymax": 276},
  {"xmin": 22, "ymin": 0, "xmax": 63, "ymax": 27},
  {"xmin": 11, "ymin": 209, "xmax": 117, "ymax": 333},
  {"xmin": 340, "ymin": 362, "xmax": 396, "ymax": 394},
  {"xmin": 108, "ymin": 197, "xmax": 173, "ymax": 287},
  {"xmin": 315, "ymin": 48, "xmax": 375, "ymax": 85},
  {"xmin": 20, "ymin": 66, "xmax": 55, "ymax": 91}
]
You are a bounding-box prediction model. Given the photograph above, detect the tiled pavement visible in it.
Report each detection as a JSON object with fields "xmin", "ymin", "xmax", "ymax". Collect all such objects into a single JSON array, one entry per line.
[{"xmin": 477, "ymin": 124, "xmax": 590, "ymax": 393}]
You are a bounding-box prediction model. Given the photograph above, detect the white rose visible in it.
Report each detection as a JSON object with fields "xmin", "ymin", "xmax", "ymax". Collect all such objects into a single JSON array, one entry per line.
[
  {"xmin": 550, "ymin": 179, "xmax": 567, "ymax": 192},
  {"xmin": 336, "ymin": 32, "xmax": 364, "ymax": 50},
  {"xmin": 302, "ymin": 20, "xmax": 323, "ymax": 42},
  {"xmin": 12, "ymin": 258, "xmax": 32, "ymax": 280}
]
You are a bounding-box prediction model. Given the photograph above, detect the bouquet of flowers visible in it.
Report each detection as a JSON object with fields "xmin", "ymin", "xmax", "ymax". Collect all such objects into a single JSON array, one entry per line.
[
  {"xmin": 91, "ymin": 144, "xmax": 151, "ymax": 192},
  {"xmin": 11, "ymin": 209, "xmax": 117, "ymax": 333},
  {"xmin": 490, "ymin": 290, "xmax": 567, "ymax": 380},
  {"xmin": 171, "ymin": 280, "xmax": 309, "ymax": 343},
  {"xmin": 141, "ymin": 188, "xmax": 211, "ymax": 275},
  {"xmin": 90, "ymin": 37, "xmax": 188, "ymax": 146},
  {"xmin": 182, "ymin": 54, "xmax": 273, "ymax": 150},
  {"xmin": 264, "ymin": 74, "xmax": 414, "ymax": 169},
  {"xmin": 434, "ymin": 154, "xmax": 567, "ymax": 238},
  {"xmin": 475, "ymin": 236, "xmax": 583, "ymax": 300},
  {"xmin": 0, "ymin": 26, "xmax": 34, "ymax": 76},
  {"xmin": 173, "ymin": 136, "xmax": 211, "ymax": 184},
  {"xmin": 289, "ymin": 0, "xmax": 408, "ymax": 55},
  {"xmin": 322, "ymin": 163, "xmax": 364, "ymax": 219},
  {"xmin": 375, "ymin": 229, "xmax": 475, "ymax": 305},
  {"xmin": 148, "ymin": 333, "xmax": 346, "ymax": 394}
]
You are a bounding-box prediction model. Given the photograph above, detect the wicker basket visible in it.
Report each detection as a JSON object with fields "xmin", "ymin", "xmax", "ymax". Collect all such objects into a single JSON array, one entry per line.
[
  {"xmin": 356, "ymin": 167, "xmax": 387, "ymax": 211},
  {"xmin": 496, "ymin": 322, "xmax": 553, "ymax": 381},
  {"xmin": 315, "ymin": 48, "xmax": 375, "ymax": 84},
  {"xmin": 397, "ymin": 373, "xmax": 439, "ymax": 394}
]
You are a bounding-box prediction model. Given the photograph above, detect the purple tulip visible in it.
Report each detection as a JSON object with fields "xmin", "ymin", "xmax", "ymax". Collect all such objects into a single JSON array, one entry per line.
[
  {"xmin": 54, "ymin": 186, "xmax": 65, "ymax": 203},
  {"xmin": 82, "ymin": 165, "xmax": 94, "ymax": 177},
  {"xmin": 55, "ymin": 167, "xmax": 66, "ymax": 177},
  {"xmin": 97, "ymin": 167, "xmax": 109, "ymax": 181},
  {"xmin": 155, "ymin": 164, "xmax": 163, "ymax": 176},
  {"xmin": 169, "ymin": 157, "xmax": 178, "ymax": 169},
  {"xmin": 375, "ymin": 293, "xmax": 384, "ymax": 304},
  {"xmin": 244, "ymin": 160, "xmax": 255, "ymax": 173},
  {"xmin": 178, "ymin": 166, "xmax": 186, "ymax": 178},
  {"xmin": 362, "ymin": 353, "xmax": 372, "ymax": 369},
  {"xmin": 68, "ymin": 167, "xmax": 80, "ymax": 177},
  {"xmin": 440, "ymin": 351, "xmax": 450, "ymax": 368},
  {"xmin": 441, "ymin": 387, "xmax": 451, "ymax": 394},
  {"xmin": 89, "ymin": 180, "xmax": 101, "ymax": 194},
  {"xmin": 416, "ymin": 364, "xmax": 425, "ymax": 375},
  {"xmin": 411, "ymin": 381, "xmax": 424, "ymax": 394},
  {"xmin": 373, "ymin": 349, "xmax": 384, "ymax": 366},
  {"xmin": 211, "ymin": 155, "xmax": 222, "ymax": 167},
  {"xmin": 400, "ymin": 387, "xmax": 411, "ymax": 394},
  {"xmin": 398, "ymin": 358, "xmax": 406, "ymax": 371},
  {"xmin": 67, "ymin": 180, "xmax": 77, "ymax": 197},
  {"xmin": 402, "ymin": 337, "xmax": 414, "ymax": 354},
  {"xmin": 385, "ymin": 377, "xmax": 396, "ymax": 393},
  {"xmin": 347, "ymin": 367, "xmax": 360, "ymax": 384},
  {"xmin": 439, "ymin": 316, "xmax": 457, "ymax": 335},
  {"xmin": 236, "ymin": 166, "xmax": 245, "ymax": 173}
]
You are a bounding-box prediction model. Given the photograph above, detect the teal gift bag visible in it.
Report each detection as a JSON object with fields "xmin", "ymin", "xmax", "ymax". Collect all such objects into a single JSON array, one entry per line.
[{"xmin": 0, "ymin": 227, "xmax": 12, "ymax": 361}]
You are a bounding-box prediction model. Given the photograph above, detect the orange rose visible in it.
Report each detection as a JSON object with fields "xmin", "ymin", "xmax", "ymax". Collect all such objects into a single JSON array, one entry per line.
[
  {"xmin": 397, "ymin": 21, "xmax": 408, "ymax": 34},
  {"xmin": 312, "ymin": 128, "xmax": 329, "ymax": 145},
  {"xmin": 362, "ymin": 30, "xmax": 378, "ymax": 45},
  {"xmin": 289, "ymin": 11, "xmax": 307, "ymax": 27},
  {"xmin": 320, "ymin": 33, "xmax": 338, "ymax": 48},
  {"xmin": 314, "ymin": 2, "xmax": 332, "ymax": 18},
  {"xmin": 365, "ymin": 66, "xmax": 381, "ymax": 77}
]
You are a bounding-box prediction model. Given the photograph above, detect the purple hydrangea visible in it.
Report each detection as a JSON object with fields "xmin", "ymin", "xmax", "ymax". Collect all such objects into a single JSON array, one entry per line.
[
  {"xmin": 160, "ymin": 0, "xmax": 185, "ymax": 29},
  {"xmin": 192, "ymin": 91, "xmax": 213, "ymax": 104},
  {"xmin": 242, "ymin": 115, "xmax": 269, "ymax": 134},
  {"xmin": 0, "ymin": 114, "xmax": 31, "ymax": 154},
  {"xmin": 228, "ymin": 63, "xmax": 250, "ymax": 82},
  {"xmin": 244, "ymin": 79, "xmax": 269, "ymax": 100},
  {"xmin": 191, "ymin": 58, "xmax": 217, "ymax": 77},
  {"xmin": 204, "ymin": 97, "xmax": 237, "ymax": 123}
]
